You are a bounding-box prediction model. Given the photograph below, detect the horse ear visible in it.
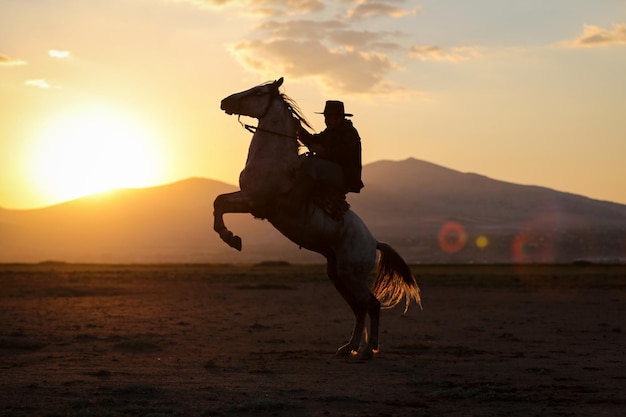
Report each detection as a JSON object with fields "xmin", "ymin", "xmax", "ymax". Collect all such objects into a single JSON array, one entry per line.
[{"xmin": 275, "ymin": 77, "xmax": 284, "ymax": 88}]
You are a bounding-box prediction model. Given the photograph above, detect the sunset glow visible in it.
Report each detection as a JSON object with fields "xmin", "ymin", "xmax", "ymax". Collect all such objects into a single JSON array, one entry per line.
[
  {"xmin": 1, "ymin": 0, "xmax": 625, "ymax": 208},
  {"xmin": 28, "ymin": 107, "xmax": 164, "ymax": 203}
]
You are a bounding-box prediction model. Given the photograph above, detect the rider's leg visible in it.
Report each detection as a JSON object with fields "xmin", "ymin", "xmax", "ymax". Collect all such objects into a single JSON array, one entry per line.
[
  {"xmin": 281, "ymin": 157, "xmax": 344, "ymax": 213},
  {"xmin": 309, "ymin": 158, "xmax": 344, "ymax": 192}
]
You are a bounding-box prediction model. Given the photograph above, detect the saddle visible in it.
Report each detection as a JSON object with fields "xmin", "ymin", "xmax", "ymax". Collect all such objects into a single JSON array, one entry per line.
[{"xmin": 252, "ymin": 182, "xmax": 350, "ymax": 221}]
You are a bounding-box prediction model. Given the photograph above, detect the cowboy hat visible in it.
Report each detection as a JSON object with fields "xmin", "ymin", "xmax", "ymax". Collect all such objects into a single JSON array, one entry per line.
[{"xmin": 315, "ymin": 100, "xmax": 353, "ymax": 117}]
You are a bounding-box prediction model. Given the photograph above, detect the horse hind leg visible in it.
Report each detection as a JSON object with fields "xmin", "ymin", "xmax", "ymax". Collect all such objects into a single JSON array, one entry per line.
[
  {"xmin": 335, "ymin": 301, "xmax": 368, "ymax": 358},
  {"xmin": 327, "ymin": 257, "xmax": 376, "ymax": 359},
  {"xmin": 336, "ymin": 291, "xmax": 380, "ymax": 360},
  {"xmin": 357, "ymin": 294, "xmax": 381, "ymax": 360}
]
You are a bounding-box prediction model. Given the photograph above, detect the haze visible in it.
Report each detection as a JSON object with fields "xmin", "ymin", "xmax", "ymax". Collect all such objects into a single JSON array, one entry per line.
[{"xmin": 1, "ymin": 1, "xmax": 625, "ymax": 209}]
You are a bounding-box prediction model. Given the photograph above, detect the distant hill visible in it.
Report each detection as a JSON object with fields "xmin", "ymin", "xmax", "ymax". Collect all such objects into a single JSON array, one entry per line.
[
  {"xmin": 352, "ymin": 158, "xmax": 626, "ymax": 263},
  {"xmin": 1, "ymin": 158, "xmax": 625, "ymax": 263}
]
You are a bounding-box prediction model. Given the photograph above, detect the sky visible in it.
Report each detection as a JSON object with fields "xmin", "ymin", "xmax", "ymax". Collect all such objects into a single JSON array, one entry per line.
[{"xmin": 1, "ymin": 0, "xmax": 625, "ymax": 209}]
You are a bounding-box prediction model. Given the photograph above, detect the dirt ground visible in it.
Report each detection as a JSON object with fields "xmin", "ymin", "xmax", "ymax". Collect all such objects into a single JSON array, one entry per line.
[{"xmin": 0, "ymin": 263, "xmax": 624, "ymax": 417}]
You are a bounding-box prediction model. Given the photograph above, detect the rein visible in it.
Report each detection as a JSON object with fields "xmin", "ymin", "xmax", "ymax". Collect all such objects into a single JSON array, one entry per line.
[{"xmin": 237, "ymin": 115, "xmax": 300, "ymax": 140}]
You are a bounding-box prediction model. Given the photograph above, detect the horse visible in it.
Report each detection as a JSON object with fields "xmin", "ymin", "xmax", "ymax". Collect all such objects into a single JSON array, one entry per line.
[{"xmin": 214, "ymin": 77, "xmax": 421, "ymax": 359}]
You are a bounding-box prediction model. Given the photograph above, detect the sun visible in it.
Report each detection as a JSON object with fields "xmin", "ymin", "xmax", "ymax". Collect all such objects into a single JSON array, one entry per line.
[{"xmin": 30, "ymin": 106, "xmax": 166, "ymax": 204}]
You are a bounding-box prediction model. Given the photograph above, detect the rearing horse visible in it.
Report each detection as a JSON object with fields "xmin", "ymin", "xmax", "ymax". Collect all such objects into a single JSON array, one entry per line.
[{"xmin": 214, "ymin": 77, "xmax": 421, "ymax": 359}]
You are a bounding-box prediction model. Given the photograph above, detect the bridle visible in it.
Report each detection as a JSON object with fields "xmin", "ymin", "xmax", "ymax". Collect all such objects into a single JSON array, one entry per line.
[{"xmin": 236, "ymin": 89, "xmax": 302, "ymax": 141}]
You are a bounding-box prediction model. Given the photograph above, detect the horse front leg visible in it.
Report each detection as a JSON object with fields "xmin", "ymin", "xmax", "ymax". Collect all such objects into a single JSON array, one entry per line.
[{"xmin": 213, "ymin": 191, "xmax": 252, "ymax": 251}]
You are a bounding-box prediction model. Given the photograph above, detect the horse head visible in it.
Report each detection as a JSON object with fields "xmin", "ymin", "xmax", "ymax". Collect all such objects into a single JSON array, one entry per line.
[{"xmin": 221, "ymin": 77, "xmax": 284, "ymax": 119}]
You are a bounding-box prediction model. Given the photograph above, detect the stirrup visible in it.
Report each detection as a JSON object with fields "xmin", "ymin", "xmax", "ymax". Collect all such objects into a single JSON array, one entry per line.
[{"xmin": 313, "ymin": 185, "xmax": 350, "ymax": 221}]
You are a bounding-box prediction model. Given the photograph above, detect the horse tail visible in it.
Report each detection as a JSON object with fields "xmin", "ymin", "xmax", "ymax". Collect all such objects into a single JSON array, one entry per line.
[{"xmin": 371, "ymin": 242, "xmax": 422, "ymax": 313}]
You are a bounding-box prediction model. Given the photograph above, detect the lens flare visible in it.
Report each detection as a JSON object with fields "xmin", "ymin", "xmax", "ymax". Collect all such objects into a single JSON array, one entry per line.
[
  {"xmin": 438, "ymin": 221, "xmax": 468, "ymax": 254},
  {"xmin": 512, "ymin": 228, "xmax": 555, "ymax": 263}
]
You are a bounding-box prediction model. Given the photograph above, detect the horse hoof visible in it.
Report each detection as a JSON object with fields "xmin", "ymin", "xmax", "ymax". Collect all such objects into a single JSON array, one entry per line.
[
  {"xmin": 335, "ymin": 344, "xmax": 356, "ymax": 358},
  {"xmin": 357, "ymin": 347, "xmax": 376, "ymax": 360},
  {"xmin": 229, "ymin": 235, "xmax": 242, "ymax": 251}
]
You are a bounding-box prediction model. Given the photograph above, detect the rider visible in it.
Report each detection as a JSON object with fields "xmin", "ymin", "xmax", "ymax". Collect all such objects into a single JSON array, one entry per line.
[{"xmin": 287, "ymin": 100, "xmax": 364, "ymax": 214}]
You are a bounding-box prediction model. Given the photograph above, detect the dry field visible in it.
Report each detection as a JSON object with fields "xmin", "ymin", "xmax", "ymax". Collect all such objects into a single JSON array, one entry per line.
[{"xmin": 1, "ymin": 263, "xmax": 624, "ymax": 417}]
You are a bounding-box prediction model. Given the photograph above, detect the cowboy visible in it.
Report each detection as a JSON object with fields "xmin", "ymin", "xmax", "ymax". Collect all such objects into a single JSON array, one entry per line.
[{"xmin": 286, "ymin": 100, "xmax": 364, "ymax": 214}]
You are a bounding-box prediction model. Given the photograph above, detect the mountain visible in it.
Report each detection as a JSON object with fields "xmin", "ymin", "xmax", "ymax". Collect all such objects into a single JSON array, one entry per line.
[
  {"xmin": 1, "ymin": 158, "xmax": 625, "ymax": 264},
  {"xmin": 352, "ymin": 159, "xmax": 626, "ymax": 263}
]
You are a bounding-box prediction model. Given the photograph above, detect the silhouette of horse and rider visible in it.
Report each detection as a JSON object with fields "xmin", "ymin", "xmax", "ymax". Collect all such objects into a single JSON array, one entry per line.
[{"xmin": 215, "ymin": 77, "xmax": 420, "ymax": 359}]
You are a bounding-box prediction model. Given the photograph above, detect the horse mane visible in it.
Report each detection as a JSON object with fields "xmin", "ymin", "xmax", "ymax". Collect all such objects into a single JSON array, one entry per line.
[
  {"xmin": 280, "ymin": 93, "xmax": 314, "ymax": 132},
  {"xmin": 258, "ymin": 80, "xmax": 314, "ymax": 132}
]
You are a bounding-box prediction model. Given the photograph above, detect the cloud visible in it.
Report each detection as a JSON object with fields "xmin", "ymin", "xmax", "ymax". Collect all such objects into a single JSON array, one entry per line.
[
  {"xmin": 347, "ymin": 1, "xmax": 419, "ymax": 20},
  {"xmin": 0, "ymin": 52, "xmax": 27, "ymax": 66},
  {"xmin": 255, "ymin": 19, "xmax": 403, "ymax": 51},
  {"xmin": 24, "ymin": 79, "xmax": 56, "ymax": 89},
  {"xmin": 196, "ymin": 0, "xmax": 418, "ymax": 19},
  {"xmin": 238, "ymin": 14, "xmax": 409, "ymax": 94},
  {"xmin": 181, "ymin": 0, "xmax": 415, "ymax": 94},
  {"xmin": 328, "ymin": 29, "xmax": 405, "ymax": 51},
  {"xmin": 562, "ymin": 23, "xmax": 626, "ymax": 48},
  {"xmin": 409, "ymin": 44, "xmax": 480, "ymax": 62},
  {"xmin": 49, "ymin": 49, "xmax": 71, "ymax": 59},
  {"xmin": 199, "ymin": 0, "xmax": 323, "ymax": 16},
  {"xmin": 255, "ymin": 19, "xmax": 346, "ymax": 40},
  {"xmin": 231, "ymin": 38, "xmax": 401, "ymax": 94}
]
